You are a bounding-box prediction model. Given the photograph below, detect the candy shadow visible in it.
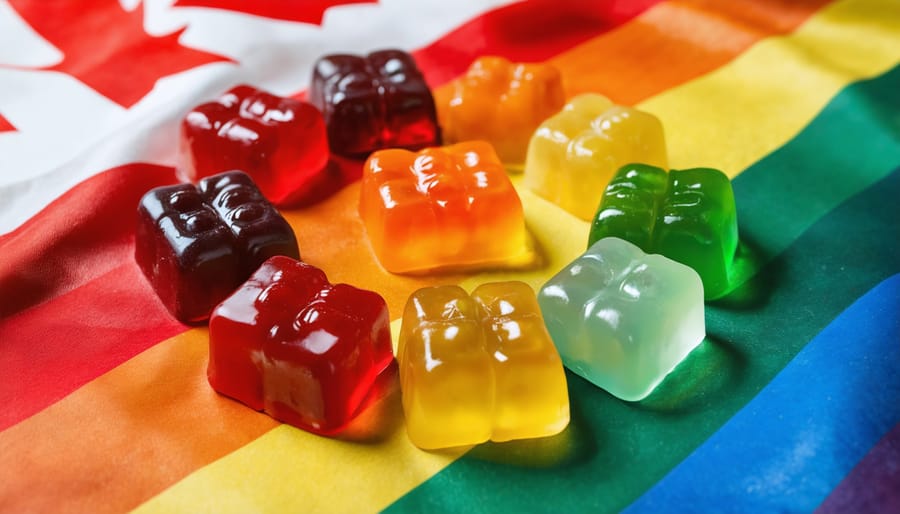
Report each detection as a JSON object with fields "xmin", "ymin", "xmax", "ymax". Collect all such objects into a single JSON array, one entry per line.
[
  {"xmin": 277, "ymin": 155, "xmax": 364, "ymax": 210},
  {"xmin": 522, "ymin": 221, "xmax": 549, "ymax": 271},
  {"xmin": 335, "ymin": 360, "xmax": 404, "ymax": 444},
  {"xmin": 710, "ymin": 234, "xmax": 778, "ymax": 310},
  {"xmin": 632, "ymin": 333, "xmax": 746, "ymax": 415},
  {"xmin": 457, "ymin": 397, "xmax": 598, "ymax": 469}
]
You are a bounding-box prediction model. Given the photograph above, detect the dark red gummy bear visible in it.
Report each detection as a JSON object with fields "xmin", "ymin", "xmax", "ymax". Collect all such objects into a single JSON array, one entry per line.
[
  {"xmin": 208, "ymin": 256, "xmax": 393, "ymax": 435},
  {"xmin": 309, "ymin": 49, "xmax": 440, "ymax": 156},
  {"xmin": 179, "ymin": 84, "xmax": 330, "ymax": 206},
  {"xmin": 135, "ymin": 170, "xmax": 299, "ymax": 323}
]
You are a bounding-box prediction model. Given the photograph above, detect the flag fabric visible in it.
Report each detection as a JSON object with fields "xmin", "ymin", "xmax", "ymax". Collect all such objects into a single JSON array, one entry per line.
[{"xmin": 1, "ymin": 0, "xmax": 899, "ymax": 512}]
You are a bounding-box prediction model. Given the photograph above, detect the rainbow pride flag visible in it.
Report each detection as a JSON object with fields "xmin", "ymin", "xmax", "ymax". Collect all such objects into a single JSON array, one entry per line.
[{"xmin": 1, "ymin": 0, "xmax": 898, "ymax": 512}]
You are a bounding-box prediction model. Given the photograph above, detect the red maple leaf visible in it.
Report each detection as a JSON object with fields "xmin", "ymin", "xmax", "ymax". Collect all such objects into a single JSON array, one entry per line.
[
  {"xmin": 173, "ymin": 0, "xmax": 376, "ymax": 24},
  {"xmin": 0, "ymin": 114, "xmax": 15, "ymax": 133},
  {"xmin": 7, "ymin": 0, "xmax": 234, "ymax": 108}
]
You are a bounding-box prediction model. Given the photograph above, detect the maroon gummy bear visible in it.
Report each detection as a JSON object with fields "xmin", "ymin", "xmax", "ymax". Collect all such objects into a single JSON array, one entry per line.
[
  {"xmin": 135, "ymin": 170, "xmax": 299, "ymax": 323},
  {"xmin": 208, "ymin": 256, "xmax": 393, "ymax": 435},
  {"xmin": 309, "ymin": 49, "xmax": 440, "ymax": 156},
  {"xmin": 179, "ymin": 84, "xmax": 330, "ymax": 206}
]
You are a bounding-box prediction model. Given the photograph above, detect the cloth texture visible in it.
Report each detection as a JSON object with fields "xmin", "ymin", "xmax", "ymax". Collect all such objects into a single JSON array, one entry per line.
[{"xmin": 0, "ymin": 0, "xmax": 898, "ymax": 512}]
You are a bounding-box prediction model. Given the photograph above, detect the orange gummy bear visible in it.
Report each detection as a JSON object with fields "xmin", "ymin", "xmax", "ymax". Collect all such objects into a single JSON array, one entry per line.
[
  {"xmin": 359, "ymin": 141, "xmax": 529, "ymax": 274},
  {"xmin": 435, "ymin": 56, "xmax": 565, "ymax": 169}
]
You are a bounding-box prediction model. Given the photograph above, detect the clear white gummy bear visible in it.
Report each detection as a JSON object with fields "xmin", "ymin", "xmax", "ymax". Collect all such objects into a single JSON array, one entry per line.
[{"xmin": 538, "ymin": 237, "xmax": 706, "ymax": 401}]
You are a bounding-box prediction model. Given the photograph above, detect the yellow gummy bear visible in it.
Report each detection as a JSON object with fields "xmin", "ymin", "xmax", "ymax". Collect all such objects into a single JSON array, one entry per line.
[
  {"xmin": 523, "ymin": 94, "xmax": 668, "ymax": 220},
  {"xmin": 398, "ymin": 282, "xmax": 570, "ymax": 450}
]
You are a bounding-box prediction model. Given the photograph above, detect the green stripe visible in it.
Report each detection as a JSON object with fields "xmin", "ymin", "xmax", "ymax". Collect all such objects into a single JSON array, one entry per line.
[{"xmin": 385, "ymin": 66, "xmax": 900, "ymax": 514}]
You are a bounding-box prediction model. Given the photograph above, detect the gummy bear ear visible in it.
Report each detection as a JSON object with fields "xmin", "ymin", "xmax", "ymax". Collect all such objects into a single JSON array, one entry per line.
[
  {"xmin": 585, "ymin": 237, "xmax": 646, "ymax": 279},
  {"xmin": 563, "ymin": 94, "xmax": 614, "ymax": 115},
  {"xmin": 619, "ymin": 262, "xmax": 659, "ymax": 301},
  {"xmin": 568, "ymin": 252, "xmax": 616, "ymax": 291},
  {"xmin": 197, "ymin": 170, "xmax": 255, "ymax": 197},
  {"xmin": 139, "ymin": 183, "xmax": 199, "ymax": 220},
  {"xmin": 405, "ymin": 285, "xmax": 477, "ymax": 323},
  {"xmin": 220, "ymin": 85, "xmax": 257, "ymax": 107},
  {"xmin": 254, "ymin": 257, "xmax": 328, "ymax": 309}
]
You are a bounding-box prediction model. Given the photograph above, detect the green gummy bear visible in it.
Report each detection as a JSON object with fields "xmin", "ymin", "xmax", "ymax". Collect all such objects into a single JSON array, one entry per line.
[{"xmin": 588, "ymin": 164, "xmax": 738, "ymax": 299}]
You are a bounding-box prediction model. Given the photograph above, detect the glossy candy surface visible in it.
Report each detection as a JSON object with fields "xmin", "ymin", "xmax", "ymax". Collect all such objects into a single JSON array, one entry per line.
[
  {"xmin": 208, "ymin": 256, "xmax": 393, "ymax": 435},
  {"xmin": 436, "ymin": 56, "xmax": 565, "ymax": 168},
  {"xmin": 179, "ymin": 84, "xmax": 329, "ymax": 206},
  {"xmin": 538, "ymin": 237, "xmax": 705, "ymax": 402},
  {"xmin": 359, "ymin": 141, "xmax": 528, "ymax": 273},
  {"xmin": 524, "ymin": 94, "xmax": 667, "ymax": 220},
  {"xmin": 309, "ymin": 49, "xmax": 440, "ymax": 156},
  {"xmin": 589, "ymin": 164, "xmax": 738, "ymax": 299},
  {"xmin": 399, "ymin": 282, "xmax": 569, "ymax": 449},
  {"xmin": 135, "ymin": 171, "xmax": 298, "ymax": 323}
]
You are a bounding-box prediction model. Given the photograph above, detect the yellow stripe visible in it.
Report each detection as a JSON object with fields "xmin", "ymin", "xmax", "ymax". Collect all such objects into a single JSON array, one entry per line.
[
  {"xmin": 132, "ymin": 404, "xmax": 465, "ymax": 514},
  {"xmin": 133, "ymin": 0, "xmax": 900, "ymax": 512},
  {"xmin": 637, "ymin": 0, "xmax": 900, "ymax": 177}
]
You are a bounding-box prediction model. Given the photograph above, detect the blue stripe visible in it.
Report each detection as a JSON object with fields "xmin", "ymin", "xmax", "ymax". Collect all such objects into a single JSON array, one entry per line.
[{"xmin": 622, "ymin": 274, "xmax": 900, "ymax": 514}]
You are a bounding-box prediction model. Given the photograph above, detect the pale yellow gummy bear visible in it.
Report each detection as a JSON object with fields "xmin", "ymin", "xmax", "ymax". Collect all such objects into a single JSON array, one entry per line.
[{"xmin": 523, "ymin": 94, "xmax": 668, "ymax": 220}]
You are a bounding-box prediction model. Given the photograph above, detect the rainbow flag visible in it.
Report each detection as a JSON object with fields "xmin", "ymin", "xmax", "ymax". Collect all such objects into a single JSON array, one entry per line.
[{"xmin": 1, "ymin": 0, "xmax": 898, "ymax": 512}]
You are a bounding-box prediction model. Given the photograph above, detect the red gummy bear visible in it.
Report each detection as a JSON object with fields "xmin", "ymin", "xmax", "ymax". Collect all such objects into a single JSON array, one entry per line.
[
  {"xmin": 135, "ymin": 171, "xmax": 299, "ymax": 323},
  {"xmin": 179, "ymin": 84, "xmax": 330, "ymax": 206},
  {"xmin": 309, "ymin": 49, "xmax": 440, "ymax": 156},
  {"xmin": 208, "ymin": 256, "xmax": 393, "ymax": 435}
]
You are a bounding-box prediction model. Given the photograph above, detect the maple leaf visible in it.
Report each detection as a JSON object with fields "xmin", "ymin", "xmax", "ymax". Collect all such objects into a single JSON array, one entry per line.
[
  {"xmin": 0, "ymin": 114, "xmax": 15, "ymax": 133},
  {"xmin": 7, "ymin": 0, "xmax": 233, "ymax": 108},
  {"xmin": 173, "ymin": 0, "xmax": 376, "ymax": 24}
]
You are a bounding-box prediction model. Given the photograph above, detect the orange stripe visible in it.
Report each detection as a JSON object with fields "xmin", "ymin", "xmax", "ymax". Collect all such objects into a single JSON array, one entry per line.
[
  {"xmin": 550, "ymin": 0, "xmax": 828, "ymax": 104},
  {"xmin": 0, "ymin": 329, "xmax": 279, "ymax": 514}
]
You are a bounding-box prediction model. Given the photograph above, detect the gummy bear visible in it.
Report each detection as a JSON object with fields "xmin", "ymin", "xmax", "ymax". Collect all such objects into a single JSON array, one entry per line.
[
  {"xmin": 538, "ymin": 237, "xmax": 705, "ymax": 401},
  {"xmin": 179, "ymin": 84, "xmax": 330, "ymax": 206},
  {"xmin": 588, "ymin": 164, "xmax": 738, "ymax": 299},
  {"xmin": 135, "ymin": 171, "xmax": 299, "ymax": 323},
  {"xmin": 358, "ymin": 141, "xmax": 528, "ymax": 273},
  {"xmin": 435, "ymin": 56, "xmax": 565, "ymax": 168},
  {"xmin": 524, "ymin": 94, "xmax": 667, "ymax": 220},
  {"xmin": 309, "ymin": 49, "xmax": 440, "ymax": 156},
  {"xmin": 208, "ymin": 256, "xmax": 393, "ymax": 435},
  {"xmin": 399, "ymin": 282, "xmax": 569, "ymax": 449}
]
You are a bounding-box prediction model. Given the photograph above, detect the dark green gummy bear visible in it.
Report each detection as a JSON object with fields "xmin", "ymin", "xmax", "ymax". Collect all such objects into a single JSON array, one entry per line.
[{"xmin": 588, "ymin": 163, "xmax": 738, "ymax": 299}]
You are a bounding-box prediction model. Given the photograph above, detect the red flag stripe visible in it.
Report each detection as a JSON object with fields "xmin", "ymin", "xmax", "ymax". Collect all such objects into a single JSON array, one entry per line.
[
  {"xmin": 0, "ymin": 114, "xmax": 14, "ymax": 132},
  {"xmin": 173, "ymin": 0, "xmax": 377, "ymax": 24},
  {"xmin": 0, "ymin": 264, "xmax": 186, "ymax": 431},
  {"xmin": 0, "ymin": 163, "xmax": 178, "ymax": 318},
  {"xmin": 412, "ymin": 0, "xmax": 661, "ymax": 88},
  {"xmin": 0, "ymin": 164, "xmax": 186, "ymax": 430}
]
